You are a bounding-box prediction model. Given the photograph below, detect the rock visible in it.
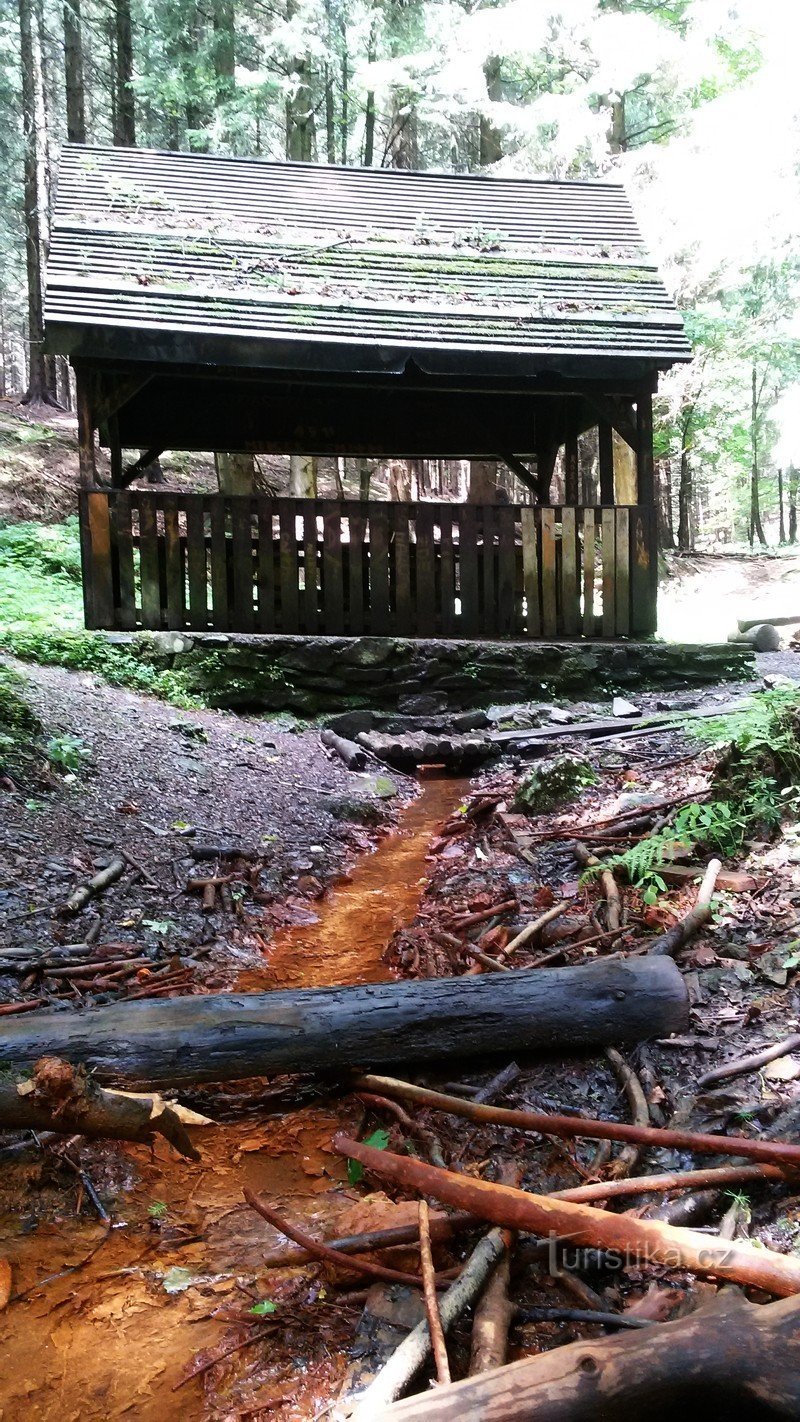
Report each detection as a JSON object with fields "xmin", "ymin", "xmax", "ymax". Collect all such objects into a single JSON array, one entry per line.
[
  {"xmin": 358, "ymin": 774, "xmax": 399, "ymax": 800},
  {"xmin": 324, "ymin": 710, "xmax": 377, "ymax": 740},
  {"xmin": 397, "ymin": 693, "xmax": 448, "ymax": 716},
  {"xmin": 612, "ymin": 696, "xmax": 641, "ymax": 718},
  {"xmin": 514, "ymin": 754, "xmax": 598, "ymax": 813},
  {"xmin": 149, "ymin": 631, "xmax": 194, "ymax": 656},
  {"xmin": 341, "ymin": 638, "xmax": 394, "ymax": 668},
  {"xmin": 548, "ymin": 707, "xmax": 574, "ymax": 724}
]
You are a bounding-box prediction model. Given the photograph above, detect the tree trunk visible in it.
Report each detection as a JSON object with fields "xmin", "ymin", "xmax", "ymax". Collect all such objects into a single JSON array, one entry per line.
[
  {"xmin": 63, "ymin": 0, "xmax": 86, "ymax": 142},
  {"xmin": 469, "ymin": 461, "xmax": 497, "ymax": 503},
  {"xmin": 289, "ymin": 454, "xmax": 317, "ymax": 496},
  {"xmin": 18, "ymin": 0, "xmax": 49, "ymax": 404},
  {"xmin": 677, "ymin": 413, "xmax": 693, "ymax": 550},
  {"xmin": 479, "ymin": 56, "xmax": 503, "ymax": 166},
  {"xmin": 778, "ymin": 466, "xmax": 786, "ymax": 543},
  {"xmin": 113, "ymin": 0, "xmax": 135, "ymax": 145},
  {"xmin": 388, "ymin": 459, "xmax": 412, "ymax": 500},
  {"xmin": 378, "ymin": 1291, "xmax": 800, "ymax": 1421},
  {"xmin": 750, "ymin": 365, "xmax": 767, "ymax": 548},
  {"xmin": 212, "ymin": 0, "xmax": 235, "ymax": 107},
  {"xmin": 0, "ymin": 958, "xmax": 688, "ymax": 1086},
  {"xmin": 790, "ymin": 466, "xmax": 799, "ymax": 544},
  {"xmin": 359, "ymin": 457, "xmax": 372, "ymax": 500},
  {"xmin": 215, "ymin": 452, "xmax": 255, "ymax": 495},
  {"xmin": 657, "ymin": 458, "xmax": 675, "ymax": 549}
]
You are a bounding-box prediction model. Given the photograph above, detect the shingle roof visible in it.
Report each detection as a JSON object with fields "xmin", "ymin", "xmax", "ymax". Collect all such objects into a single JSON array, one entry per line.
[{"xmin": 44, "ymin": 144, "xmax": 691, "ymax": 375}]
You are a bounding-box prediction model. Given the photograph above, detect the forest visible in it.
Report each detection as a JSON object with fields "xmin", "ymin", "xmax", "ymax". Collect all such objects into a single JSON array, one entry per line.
[{"xmin": 0, "ymin": 0, "xmax": 798, "ymax": 548}]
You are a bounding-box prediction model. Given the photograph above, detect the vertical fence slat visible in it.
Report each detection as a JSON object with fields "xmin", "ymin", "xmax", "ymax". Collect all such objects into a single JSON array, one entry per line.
[
  {"xmin": 582, "ymin": 508, "xmax": 596, "ymax": 637},
  {"xmin": 497, "ymin": 504, "xmax": 516, "ymax": 635},
  {"xmin": 540, "ymin": 508, "xmax": 557, "ymax": 637},
  {"xmin": 456, "ymin": 507, "xmax": 477, "ymax": 637},
  {"xmin": 630, "ymin": 506, "xmax": 657, "ymax": 635},
  {"xmin": 347, "ymin": 507, "xmax": 366, "ymax": 635},
  {"xmin": 561, "ymin": 506, "xmax": 578, "ymax": 637},
  {"xmin": 86, "ymin": 491, "xmax": 114, "ymax": 628},
  {"xmin": 209, "ymin": 497, "xmax": 229, "ymax": 631},
  {"xmin": 230, "ymin": 497, "xmax": 254, "ymax": 632},
  {"xmin": 615, "ymin": 507, "xmax": 630, "ymax": 636},
  {"xmin": 137, "ymin": 493, "xmax": 162, "ymax": 630},
  {"xmin": 112, "ymin": 492, "xmax": 136, "ymax": 630},
  {"xmin": 479, "ymin": 506, "xmax": 497, "ymax": 634},
  {"xmin": 278, "ymin": 501, "xmax": 299, "ymax": 634},
  {"xmin": 162, "ymin": 493, "xmax": 184, "ymax": 630},
  {"xmin": 368, "ymin": 505, "xmax": 390, "ymax": 634},
  {"xmin": 322, "ymin": 503, "xmax": 344, "ymax": 635},
  {"xmin": 185, "ymin": 495, "xmax": 208, "ymax": 632},
  {"xmin": 302, "ymin": 501, "xmax": 318, "ymax": 634},
  {"xmin": 439, "ymin": 508, "xmax": 456, "ymax": 637},
  {"xmin": 256, "ymin": 504, "xmax": 276, "ymax": 632},
  {"xmin": 392, "ymin": 504, "xmax": 412, "ymax": 636},
  {"xmin": 601, "ymin": 507, "xmax": 616, "ymax": 637},
  {"xmin": 415, "ymin": 504, "xmax": 436, "ymax": 636},
  {"xmin": 521, "ymin": 507, "xmax": 540, "ymax": 637}
]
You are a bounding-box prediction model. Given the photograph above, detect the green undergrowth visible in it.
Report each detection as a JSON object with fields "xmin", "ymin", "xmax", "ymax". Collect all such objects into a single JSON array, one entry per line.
[
  {"xmin": 0, "ymin": 519, "xmax": 204, "ymax": 708},
  {"xmin": 0, "ymin": 663, "xmax": 43, "ymax": 777},
  {"xmin": 588, "ymin": 688, "xmax": 800, "ymax": 901}
]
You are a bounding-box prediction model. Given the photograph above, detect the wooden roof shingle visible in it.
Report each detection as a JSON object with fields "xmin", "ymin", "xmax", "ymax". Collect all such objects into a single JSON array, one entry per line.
[{"xmin": 44, "ymin": 144, "xmax": 691, "ymax": 376}]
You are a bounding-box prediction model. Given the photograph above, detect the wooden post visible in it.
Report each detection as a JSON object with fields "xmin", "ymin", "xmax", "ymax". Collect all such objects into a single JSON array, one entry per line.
[
  {"xmin": 108, "ymin": 412, "xmax": 123, "ymax": 487},
  {"xmin": 563, "ymin": 424, "xmax": 579, "ymax": 506},
  {"xmin": 75, "ymin": 368, "xmax": 96, "ymax": 487},
  {"xmin": 635, "ymin": 387, "xmax": 658, "ymax": 635},
  {"xmin": 635, "ymin": 388, "xmax": 655, "ymax": 506}
]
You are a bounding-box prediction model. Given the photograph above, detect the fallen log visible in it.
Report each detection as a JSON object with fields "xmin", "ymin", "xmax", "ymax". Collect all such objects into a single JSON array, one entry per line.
[
  {"xmin": 0, "ymin": 1056, "xmax": 200, "ymax": 1160},
  {"xmin": 335, "ymin": 1138, "xmax": 800, "ymax": 1297},
  {"xmin": 260, "ymin": 1212, "xmax": 480, "ymax": 1270},
  {"xmin": 321, "ymin": 728, "xmax": 368, "ymax": 770},
  {"xmin": 647, "ymin": 857, "xmax": 721, "ymax": 957},
  {"xmin": 61, "ymin": 857, "xmax": 126, "ymax": 916},
  {"xmin": 728, "ymin": 624, "xmax": 782, "ymax": 651},
  {"xmin": 574, "ymin": 845, "xmax": 621, "ymax": 932},
  {"xmin": 739, "ymin": 614, "xmax": 800, "ymax": 631},
  {"xmin": 376, "ymin": 1289, "xmax": 800, "ymax": 1421},
  {"xmin": 351, "ymin": 1075, "xmax": 800, "ymax": 1171},
  {"xmin": 0, "ymin": 958, "xmax": 689, "ymax": 1086}
]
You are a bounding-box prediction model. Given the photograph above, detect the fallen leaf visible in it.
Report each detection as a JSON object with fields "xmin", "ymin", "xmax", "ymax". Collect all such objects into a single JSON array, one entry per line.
[{"xmin": 0, "ymin": 1258, "xmax": 11, "ymax": 1310}]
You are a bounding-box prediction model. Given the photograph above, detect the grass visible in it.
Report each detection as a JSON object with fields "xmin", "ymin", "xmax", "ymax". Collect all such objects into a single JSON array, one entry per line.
[{"xmin": 0, "ymin": 519, "xmax": 203, "ymax": 708}]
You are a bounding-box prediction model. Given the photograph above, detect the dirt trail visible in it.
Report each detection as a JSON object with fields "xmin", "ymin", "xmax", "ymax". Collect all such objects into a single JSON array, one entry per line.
[{"xmin": 0, "ymin": 775, "xmax": 467, "ymax": 1422}]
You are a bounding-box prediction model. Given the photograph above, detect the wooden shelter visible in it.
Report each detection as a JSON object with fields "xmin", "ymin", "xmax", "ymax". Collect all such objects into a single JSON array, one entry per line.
[{"xmin": 45, "ymin": 144, "xmax": 690, "ymax": 640}]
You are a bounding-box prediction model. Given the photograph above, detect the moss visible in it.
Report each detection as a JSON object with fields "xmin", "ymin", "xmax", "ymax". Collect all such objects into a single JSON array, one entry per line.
[{"xmin": 514, "ymin": 754, "xmax": 598, "ymax": 813}]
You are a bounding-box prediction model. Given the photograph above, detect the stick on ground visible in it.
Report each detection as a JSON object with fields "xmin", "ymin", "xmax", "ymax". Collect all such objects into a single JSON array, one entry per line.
[{"xmin": 419, "ymin": 1201, "xmax": 450, "ymax": 1385}]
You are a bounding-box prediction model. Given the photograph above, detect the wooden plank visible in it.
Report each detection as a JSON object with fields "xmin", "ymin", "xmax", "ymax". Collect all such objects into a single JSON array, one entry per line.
[
  {"xmin": 86, "ymin": 491, "xmax": 115, "ymax": 628},
  {"xmin": 479, "ymin": 505, "xmax": 497, "ymax": 635},
  {"xmin": 256, "ymin": 502, "xmax": 276, "ymax": 632},
  {"xmin": 160, "ymin": 493, "xmax": 183, "ymax": 630},
  {"xmin": 278, "ymin": 500, "xmax": 299, "ymax": 634},
  {"xmin": 347, "ymin": 507, "xmax": 366, "ymax": 635},
  {"xmin": 458, "ymin": 506, "xmax": 479, "ymax": 637},
  {"xmin": 111, "ymin": 492, "xmax": 136, "ymax": 630},
  {"xmin": 540, "ymin": 508, "xmax": 557, "ymax": 638},
  {"xmin": 582, "ymin": 508, "xmax": 596, "ymax": 637},
  {"xmin": 368, "ymin": 505, "xmax": 390, "ymax": 635},
  {"xmin": 302, "ymin": 501, "xmax": 318, "ymax": 634},
  {"xmin": 391, "ymin": 504, "xmax": 412, "ymax": 636},
  {"xmin": 630, "ymin": 505, "xmax": 657, "ymax": 636},
  {"xmin": 497, "ymin": 504, "xmax": 516, "ymax": 635},
  {"xmin": 438, "ymin": 508, "xmax": 456, "ymax": 637},
  {"xmin": 521, "ymin": 507, "xmax": 540, "ymax": 638},
  {"xmin": 209, "ymin": 497, "xmax": 230, "ymax": 631},
  {"xmin": 636, "ymin": 389, "xmax": 655, "ymax": 505},
  {"xmin": 322, "ymin": 503, "xmax": 344, "ymax": 635},
  {"xmin": 615, "ymin": 506, "xmax": 631, "ymax": 636},
  {"xmin": 185, "ymin": 496, "xmax": 208, "ymax": 632},
  {"xmin": 137, "ymin": 492, "xmax": 163, "ymax": 630},
  {"xmin": 414, "ymin": 504, "xmax": 436, "ymax": 637},
  {"xmin": 230, "ymin": 497, "xmax": 255, "ymax": 632},
  {"xmin": 601, "ymin": 506, "xmax": 616, "ymax": 638},
  {"xmin": 560, "ymin": 505, "xmax": 578, "ymax": 637}
]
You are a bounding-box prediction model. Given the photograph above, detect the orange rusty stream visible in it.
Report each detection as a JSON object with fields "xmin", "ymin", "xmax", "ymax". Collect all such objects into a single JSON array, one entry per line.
[
  {"xmin": 0, "ymin": 774, "xmax": 469, "ymax": 1422},
  {"xmin": 238, "ymin": 774, "xmax": 468, "ymax": 992}
]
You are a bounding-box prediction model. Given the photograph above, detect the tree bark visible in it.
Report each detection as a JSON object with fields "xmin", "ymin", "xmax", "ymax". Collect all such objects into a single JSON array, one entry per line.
[
  {"xmin": 789, "ymin": 466, "xmax": 798, "ymax": 544},
  {"xmin": 215, "ymin": 452, "xmax": 255, "ymax": 494},
  {"xmin": 289, "ymin": 454, "xmax": 317, "ymax": 496},
  {"xmin": 212, "ymin": 0, "xmax": 235, "ymax": 106},
  {"xmin": 63, "ymin": 0, "xmax": 86, "ymax": 142},
  {"xmin": 778, "ymin": 466, "xmax": 786, "ymax": 543},
  {"xmin": 750, "ymin": 364, "xmax": 768, "ymax": 548},
  {"xmin": 468, "ymin": 460, "xmax": 497, "ymax": 503},
  {"xmin": 113, "ymin": 0, "xmax": 135, "ymax": 146},
  {"xmin": 18, "ymin": 0, "xmax": 49, "ymax": 404},
  {"xmin": 677, "ymin": 410, "xmax": 693, "ymax": 550},
  {"xmin": 0, "ymin": 958, "xmax": 688, "ymax": 1086},
  {"xmin": 376, "ymin": 1290, "xmax": 800, "ymax": 1421}
]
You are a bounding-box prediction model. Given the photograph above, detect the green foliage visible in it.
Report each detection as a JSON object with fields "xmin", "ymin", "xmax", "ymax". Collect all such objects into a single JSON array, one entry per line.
[
  {"xmin": 347, "ymin": 1127, "xmax": 390, "ymax": 1185},
  {"xmin": 0, "ymin": 518, "xmax": 83, "ymax": 584},
  {"xmin": 0, "ymin": 663, "xmax": 42, "ymax": 772},
  {"xmin": 248, "ymin": 1299, "xmax": 277, "ymax": 1316},
  {"xmin": 696, "ymin": 688, "xmax": 800, "ymax": 784},
  {"xmin": 46, "ymin": 733, "xmax": 90, "ymax": 775},
  {"xmin": 148, "ymin": 1200, "xmax": 168, "ymax": 1219}
]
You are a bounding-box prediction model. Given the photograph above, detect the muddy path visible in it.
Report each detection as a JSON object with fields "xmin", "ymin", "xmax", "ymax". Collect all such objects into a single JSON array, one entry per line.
[{"xmin": 0, "ymin": 774, "xmax": 468, "ymax": 1422}]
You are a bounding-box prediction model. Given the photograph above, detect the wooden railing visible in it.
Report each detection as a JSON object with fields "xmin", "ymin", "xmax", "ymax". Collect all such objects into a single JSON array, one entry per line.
[{"xmin": 79, "ymin": 492, "xmax": 657, "ymax": 639}]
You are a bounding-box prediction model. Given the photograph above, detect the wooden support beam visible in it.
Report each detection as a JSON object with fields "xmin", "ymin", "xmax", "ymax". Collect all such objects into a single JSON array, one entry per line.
[
  {"xmin": 598, "ymin": 419, "xmax": 615, "ymax": 504},
  {"xmin": 108, "ymin": 413, "xmax": 123, "ymax": 487},
  {"xmin": 564, "ymin": 424, "xmax": 579, "ymax": 505},
  {"xmin": 636, "ymin": 388, "xmax": 655, "ymax": 505},
  {"xmin": 75, "ymin": 369, "xmax": 97, "ymax": 488},
  {"xmin": 499, "ymin": 452, "xmax": 539, "ymax": 497},
  {"xmin": 586, "ymin": 394, "xmax": 637, "ymax": 450},
  {"xmin": 93, "ymin": 371, "xmax": 153, "ymax": 429}
]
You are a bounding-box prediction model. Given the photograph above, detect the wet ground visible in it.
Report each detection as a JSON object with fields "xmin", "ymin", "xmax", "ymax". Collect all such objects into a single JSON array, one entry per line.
[{"xmin": 0, "ymin": 774, "xmax": 467, "ymax": 1421}]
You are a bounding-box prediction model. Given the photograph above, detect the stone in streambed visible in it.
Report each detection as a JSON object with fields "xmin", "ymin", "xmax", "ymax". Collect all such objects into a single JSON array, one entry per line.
[{"xmin": 514, "ymin": 754, "xmax": 598, "ymax": 813}]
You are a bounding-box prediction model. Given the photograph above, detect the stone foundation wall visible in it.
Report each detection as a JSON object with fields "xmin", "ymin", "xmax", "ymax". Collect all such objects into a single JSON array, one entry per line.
[{"xmin": 112, "ymin": 632, "xmax": 756, "ymax": 715}]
